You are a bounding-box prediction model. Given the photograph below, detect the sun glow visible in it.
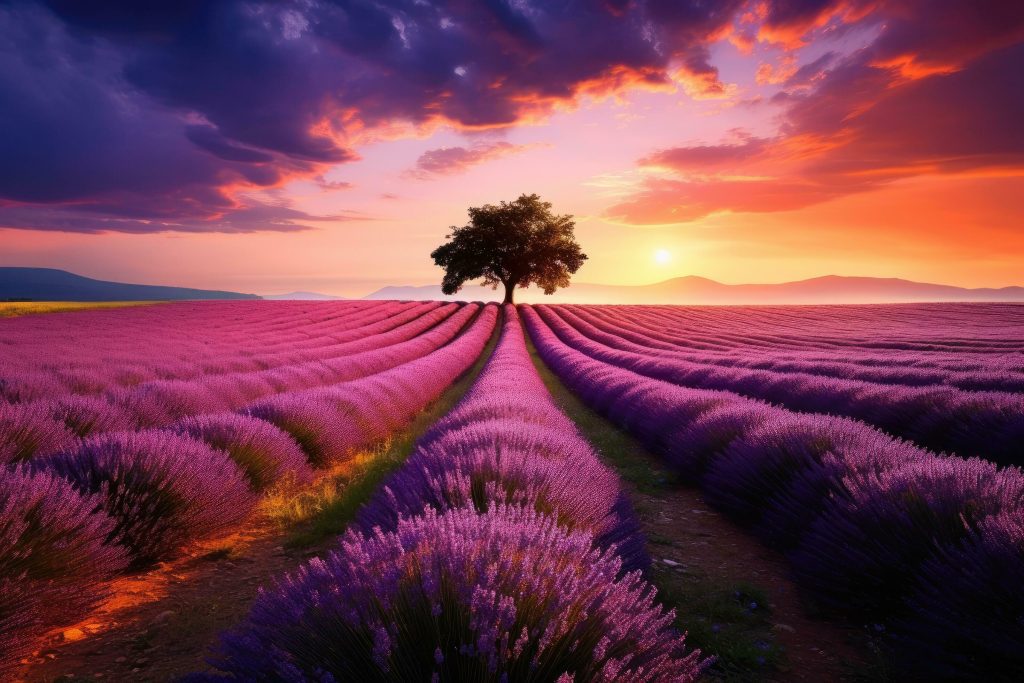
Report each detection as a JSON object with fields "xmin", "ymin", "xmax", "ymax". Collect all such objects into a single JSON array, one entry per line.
[{"xmin": 654, "ymin": 248, "xmax": 672, "ymax": 265}]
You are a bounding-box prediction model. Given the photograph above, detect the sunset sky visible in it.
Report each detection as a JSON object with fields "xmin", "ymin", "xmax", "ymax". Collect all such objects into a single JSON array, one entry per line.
[{"xmin": 2, "ymin": 1, "xmax": 1023, "ymax": 297}]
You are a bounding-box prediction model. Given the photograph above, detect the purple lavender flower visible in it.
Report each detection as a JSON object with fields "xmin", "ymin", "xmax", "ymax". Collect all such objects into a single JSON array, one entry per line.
[
  {"xmin": 244, "ymin": 395, "xmax": 362, "ymax": 468},
  {"xmin": 172, "ymin": 412, "xmax": 315, "ymax": 490},
  {"xmin": 0, "ymin": 466, "xmax": 127, "ymax": 666},
  {"xmin": 38, "ymin": 430, "xmax": 256, "ymax": 566},
  {"xmin": 206, "ymin": 507, "xmax": 707, "ymax": 682},
  {"xmin": 791, "ymin": 456, "xmax": 1022, "ymax": 620},
  {"xmin": 359, "ymin": 421, "xmax": 646, "ymax": 571},
  {"xmin": 0, "ymin": 400, "xmax": 78, "ymax": 463},
  {"xmin": 896, "ymin": 512, "xmax": 1024, "ymax": 679},
  {"xmin": 46, "ymin": 394, "xmax": 136, "ymax": 437}
]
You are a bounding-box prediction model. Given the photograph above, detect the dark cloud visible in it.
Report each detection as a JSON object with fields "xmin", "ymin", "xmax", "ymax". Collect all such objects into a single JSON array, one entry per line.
[
  {"xmin": 0, "ymin": 201, "xmax": 356, "ymax": 234},
  {"xmin": 758, "ymin": 0, "xmax": 877, "ymax": 45},
  {"xmin": 759, "ymin": 0, "xmax": 1024, "ymax": 66},
  {"xmin": 0, "ymin": 3, "xmax": 333, "ymax": 233},
  {"xmin": 1, "ymin": 0, "xmax": 760, "ymax": 233},
  {"xmin": 784, "ymin": 51, "xmax": 837, "ymax": 87},
  {"xmin": 184, "ymin": 125, "xmax": 276, "ymax": 164}
]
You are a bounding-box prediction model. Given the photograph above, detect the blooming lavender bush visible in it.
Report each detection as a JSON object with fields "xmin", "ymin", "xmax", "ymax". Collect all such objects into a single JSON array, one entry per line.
[
  {"xmin": 0, "ymin": 400, "xmax": 78, "ymax": 463},
  {"xmin": 171, "ymin": 413, "xmax": 314, "ymax": 491},
  {"xmin": 0, "ymin": 466, "xmax": 127, "ymax": 665},
  {"xmin": 664, "ymin": 402, "xmax": 770, "ymax": 481},
  {"xmin": 244, "ymin": 396, "xmax": 361, "ymax": 468},
  {"xmin": 205, "ymin": 507, "xmax": 707, "ymax": 682},
  {"xmin": 701, "ymin": 413, "xmax": 908, "ymax": 530},
  {"xmin": 39, "ymin": 430, "xmax": 256, "ymax": 566},
  {"xmin": 46, "ymin": 394, "xmax": 136, "ymax": 437},
  {"xmin": 791, "ymin": 457, "xmax": 1024, "ymax": 620},
  {"xmin": 896, "ymin": 512, "xmax": 1024, "ymax": 680},
  {"xmin": 358, "ymin": 422, "xmax": 645, "ymax": 570}
]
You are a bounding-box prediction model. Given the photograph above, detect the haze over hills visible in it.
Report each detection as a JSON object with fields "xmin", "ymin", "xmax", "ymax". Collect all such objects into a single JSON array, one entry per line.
[
  {"xmin": 366, "ymin": 275, "xmax": 1024, "ymax": 305},
  {"xmin": 262, "ymin": 291, "xmax": 346, "ymax": 300},
  {"xmin": 0, "ymin": 268, "xmax": 259, "ymax": 301}
]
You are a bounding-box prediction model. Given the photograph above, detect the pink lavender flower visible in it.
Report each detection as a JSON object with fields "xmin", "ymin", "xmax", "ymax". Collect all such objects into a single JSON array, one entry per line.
[{"xmin": 171, "ymin": 412, "xmax": 315, "ymax": 490}]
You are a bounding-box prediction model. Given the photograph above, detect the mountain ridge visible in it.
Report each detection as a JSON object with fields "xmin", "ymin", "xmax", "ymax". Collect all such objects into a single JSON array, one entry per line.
[
  {"xmin": 0, "ymin": 268, "xmax": 260, "ymax": 301},
  {"xmin": 4, "ymin": 268, "xmax": 1022, "ymax": 305},
  {"xmin": 261, "ymin": 291, "xmax": 346, "ymax": 300}
]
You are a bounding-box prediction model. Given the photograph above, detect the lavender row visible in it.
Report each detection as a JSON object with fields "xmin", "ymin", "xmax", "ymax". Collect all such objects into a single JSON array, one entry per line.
[
  {"xmin": 0, "ymin": 300, "xmax": 419, "ymax": 394},
  {"xmin": 539, "ymin": 305, "xmax": 1024, "ymax": 465},
  {"xmin": 570, "ymin": 305, "xmax": 1024, "ymax": 392},
  {"xmin": 596, "ymin": 303, "xmax": 1024, "ymax": 354},
  {"xmin": 591, "ymin": 302, "xmax": 1024, "ymax": 366},
  {"xmin": 1, "ymin": 432, "xmax": 259, "ymax": 672},
  {"xmin": 524, "ymin": 305, "xmax": 1024, "ymax": 679},
  {"xmin": 359, "ymin": 305, "xmax": 647, "ymax": 570},
  {"xmin": 0, "ymin": 304, "xmax": 498, "ymax": 668},
  {"xmin": 198, "ymin": 307, "xmax": 707, "ymax": 681},
  {"xmin": 242, "ymin": 303, "xmax": 496, "ymax": 468},
  {"xmin": 0, "ymin": 299, "xmax": 436, "ymax": 401},
  {"xmin": 0, "ymin": 300, "xmax": 443, "ymax": 403},
  {"xmin": 0, "ymin": 303, "xmax": 469, "ymax": 463}
]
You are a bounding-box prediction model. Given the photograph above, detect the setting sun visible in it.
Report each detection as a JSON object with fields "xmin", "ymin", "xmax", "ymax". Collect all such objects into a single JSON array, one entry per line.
[{"xmin": 654, "ymin": 249, "xmax": 672, "ymax": 265}]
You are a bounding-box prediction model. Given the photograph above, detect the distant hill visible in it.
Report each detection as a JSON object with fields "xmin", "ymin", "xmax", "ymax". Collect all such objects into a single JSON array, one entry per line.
[
  {"xmin": 262, "ymin": 291, "xmax": 345, "ymax": 300},
  {"xmin": 365, "ymin": 284, "xmax": 504, "ymax": 302},
  {"xmin": 0, "ymin": 268, "xmax": 260, "ymax": 301},
  {"xmin": 364, "ymin": 275, "xmax": 1024, "ymax": 305}
]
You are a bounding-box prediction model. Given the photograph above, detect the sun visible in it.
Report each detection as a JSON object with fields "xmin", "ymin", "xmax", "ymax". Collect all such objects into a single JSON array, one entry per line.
[{"xmin": 654, "ymin": 249, "xmax": 672, "ymax": 265}]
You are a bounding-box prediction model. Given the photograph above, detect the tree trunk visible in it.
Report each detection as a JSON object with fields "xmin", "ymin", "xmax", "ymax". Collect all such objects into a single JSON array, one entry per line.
[{"xmin": 502, "ymin": 282, "xmax": 515, "ymax": 304}]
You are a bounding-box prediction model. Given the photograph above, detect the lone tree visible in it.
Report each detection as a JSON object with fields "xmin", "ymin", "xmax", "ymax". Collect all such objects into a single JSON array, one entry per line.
[{"xmin": 430, "ymin": 193, "xmax": 587, "ymax": 304}]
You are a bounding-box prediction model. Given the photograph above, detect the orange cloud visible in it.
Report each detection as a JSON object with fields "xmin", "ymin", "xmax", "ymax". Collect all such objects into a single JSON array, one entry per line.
[{"xmin": 609, "ymin": 35, "xmax": 1024, "ymax": 225}]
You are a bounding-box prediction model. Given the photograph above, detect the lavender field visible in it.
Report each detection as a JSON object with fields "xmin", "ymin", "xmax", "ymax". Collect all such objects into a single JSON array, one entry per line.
[{"xmin": 2, "ymin": 301, "xmax": 1022, "ymax": 681}]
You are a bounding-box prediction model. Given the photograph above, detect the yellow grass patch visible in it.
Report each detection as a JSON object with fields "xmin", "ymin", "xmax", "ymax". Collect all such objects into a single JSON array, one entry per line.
[{"xmin": 0, "ymin": 301, "xmax": 160, "ymax": 318}]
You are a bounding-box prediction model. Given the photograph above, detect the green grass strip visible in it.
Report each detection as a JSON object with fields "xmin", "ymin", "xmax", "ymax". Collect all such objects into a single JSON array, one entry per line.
[{"xmin": 282, "ymin": 310, "xmax": 502, "ymax": 549}]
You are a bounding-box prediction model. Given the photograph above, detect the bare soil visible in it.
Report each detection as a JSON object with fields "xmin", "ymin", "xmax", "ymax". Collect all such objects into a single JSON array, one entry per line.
[
  {"xmin": 15, "ymin": 516, "xmax": 330, "ymax": 682},
  {"xmin": 631, "ymin": 482, "xmax": 873, "ymax": 682}
]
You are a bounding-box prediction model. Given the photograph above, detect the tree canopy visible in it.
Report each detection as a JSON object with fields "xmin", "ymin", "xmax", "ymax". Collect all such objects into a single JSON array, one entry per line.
[{"xmin": 430, "ymin": 194, "xmax": 587, "ymax": 304}]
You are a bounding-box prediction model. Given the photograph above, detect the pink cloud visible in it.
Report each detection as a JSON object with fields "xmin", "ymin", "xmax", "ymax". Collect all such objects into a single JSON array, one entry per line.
[{"xmin": 406, "ymin": 142, "xmax": 539, "ymax": 179}]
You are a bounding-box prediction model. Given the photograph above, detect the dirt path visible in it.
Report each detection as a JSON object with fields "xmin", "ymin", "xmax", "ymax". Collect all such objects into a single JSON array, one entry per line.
[
  {"xmin": 524, "ymin": 334, "xmax": 878, "ymax": 682},
  {"xmin": 633, "ymin": 484, "xmax": 872, "ymax": 681},
  {"xmin": 16, "ymin": 514, "xmax": 330, "ymax": 682}
]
